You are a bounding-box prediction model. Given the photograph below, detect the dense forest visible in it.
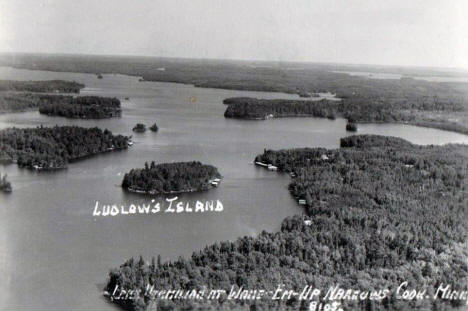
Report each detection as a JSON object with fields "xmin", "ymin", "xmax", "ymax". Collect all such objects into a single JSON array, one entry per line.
[
  {"xmin": 0, "ymin": 93, "xmax": 43, "ymax": 113},
  {"xmin": 0, "ymin": 79, "xmax": 84, "ymax": 93},
  {"xmin": 0, "ymin": 126, "xmax": 129, "ymax": 169},
  {"xmin": 224, "ymin": 98, "xmax": 338, "ymax": 120},
  {"xmin": 0, "ymin": 173, "xmax": 12, "ymax": 192},
  {"xmin": 106, "ymin": 135, "xmax": 467, "ymax": 310},
  {"xmin": 223, "ymin": 97, "xmax": 467, "ymax": 134},
  {"xmin": 38, "ymin": 95, "xmax": 121, "ymax": 119},
  {"xmin": 122, "ymin": 161, "xmax": 221, "ymax": 194}
]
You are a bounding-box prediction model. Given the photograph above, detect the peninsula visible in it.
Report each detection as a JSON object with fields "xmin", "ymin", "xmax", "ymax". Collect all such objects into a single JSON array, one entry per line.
[
  {"xmin": 107, "ymin": 135, "xmax": 467, "ymax": 310},
  {"xmin": 223, "ymin": 96, "xmax": 466, "ymax": 134},
  {"xmin": 0, "ymin": 79, "xmax": 86, "ymax": 114},
  {"xmin": 0, "ymin": 126, "xmax": 129, "ymax": 170}
]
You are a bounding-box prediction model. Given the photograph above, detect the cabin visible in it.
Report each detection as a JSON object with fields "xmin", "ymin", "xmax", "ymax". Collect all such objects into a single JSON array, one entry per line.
[{"xmin": 298, "ymin": 199, "xmax": 306, "ymax": 205}]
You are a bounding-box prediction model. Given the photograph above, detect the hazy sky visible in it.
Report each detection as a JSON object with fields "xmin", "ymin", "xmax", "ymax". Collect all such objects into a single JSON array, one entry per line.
[{"xmin": 1, "ymin": 0, "xmax": 467, "ymax": 68}]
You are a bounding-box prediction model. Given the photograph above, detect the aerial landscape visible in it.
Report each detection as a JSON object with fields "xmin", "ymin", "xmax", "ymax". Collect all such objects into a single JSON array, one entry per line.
[{"xmin": 0, "ymin": 1, "xmax": 467, "ymax": 311}]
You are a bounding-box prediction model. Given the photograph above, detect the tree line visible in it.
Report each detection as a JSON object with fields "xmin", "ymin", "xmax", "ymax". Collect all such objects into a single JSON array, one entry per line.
[
  {"xmin": 0, "ymin": 79, "xmax": 84, "ymax": 93},
  {"xmin": 223, "ymin": 96, "xmax": 466, "ymax": 134},
  {"xmin": 122, "ymin": 161, "xmax": 221, "ymax": 194},
  {"xmin": 0, "ymin": 126, "xmax": 129, "ymax": 169},
  {"xmin": 38, "ymin": 95, "xmax": 121, "ymax": 119}
]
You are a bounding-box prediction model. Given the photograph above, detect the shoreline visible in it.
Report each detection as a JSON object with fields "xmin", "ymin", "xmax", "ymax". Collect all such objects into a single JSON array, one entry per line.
[
  {"xmin": 123, "ymin": 178, "xmax": 222, "ymax": 195},
  {"xmin": 226, "ymin": 113, "xmax": 468, "ymax": 137}
]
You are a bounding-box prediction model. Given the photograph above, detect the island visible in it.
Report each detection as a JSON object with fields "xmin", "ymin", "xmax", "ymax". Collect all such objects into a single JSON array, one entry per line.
[
  {"xmin": 345, "ymin": 122, "xmax": 357, "ymax": 131},
  {"xmin": 121, "ymin": 161, "xmax": 221, "ymax": 194},
  {"xmin": 38, "ymin": 95, "xmax": 121, "ymax": 119},
  {"xmin": 106, "ymin": 135, "xmax": 467, "ymax": 310},
  {"xmin": 0, "ymin": 126, "xmax": 129, "ymax": 170},
  {"xmin": 0, "ymin": 79, "xmax": 84, "ymax": 93},
  {"xmin": 132, "ymin": 123, "xmax": 146, "ymax": 133},
  {"xmin": 0, "ymin": 173, "xmax": 12, "ymax": 193},
  {"xmin": 149, "ymin": 123, "xmax": 158, "ymax": 132}
]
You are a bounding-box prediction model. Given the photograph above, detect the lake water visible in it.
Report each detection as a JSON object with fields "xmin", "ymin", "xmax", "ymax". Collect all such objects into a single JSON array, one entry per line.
[{"xmin": 0, "ymin": 67, "xmax": 467, "ymax": 311}]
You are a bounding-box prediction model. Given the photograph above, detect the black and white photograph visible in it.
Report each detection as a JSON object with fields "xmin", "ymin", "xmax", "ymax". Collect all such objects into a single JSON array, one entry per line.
[{"xmin": 0, "ymin": 1, "xmax": 467, "ymax": 310}]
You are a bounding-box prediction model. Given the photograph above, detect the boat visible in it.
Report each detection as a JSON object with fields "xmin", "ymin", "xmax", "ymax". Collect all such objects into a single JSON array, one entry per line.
[
  {"xmin": 127, "ymin": 141, "xmax": 134, "ymax": 146},
  {"xmin": 254, "ymin": 161, "xmax": 268, "ymax": 167},
  {"xmin": 211, "ymin": 181, "xmax": 219, "ymax": 187},
  {"xmin": 298, "ymin": 199, "xmax": 306, "ymax": 205}
]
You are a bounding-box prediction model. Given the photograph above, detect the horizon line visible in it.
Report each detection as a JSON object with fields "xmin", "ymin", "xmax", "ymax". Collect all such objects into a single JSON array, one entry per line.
[{"xmin": 1, "ymin": 51, "xmax": 468, "ymax": 73}]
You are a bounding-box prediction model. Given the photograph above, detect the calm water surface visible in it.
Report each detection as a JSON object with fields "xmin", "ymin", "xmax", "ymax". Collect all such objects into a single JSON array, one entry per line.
[{"xmin": 0, "ymin": 67, "xmax": 467, "ymax": 311}]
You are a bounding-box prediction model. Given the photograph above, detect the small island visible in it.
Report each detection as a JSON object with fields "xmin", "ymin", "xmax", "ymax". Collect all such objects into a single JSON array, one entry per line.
[
  {"xmin": 132, "ymin": 123, "xmax": 146, "ymax": 133},
  {"xmin": 38, "ymin": 95, "xmax": 121, "ymax": 119},
  {"xmin": 0, "ymin": 126, "xmax": 129, "ymax": 170},
  {"xmin": 149, "ymin": 122, "xmax": 159, "ymax": 132},
  {"xmin": 122, "ymin": 161, "xmax": 221, "ymax": 194},
  {"xmin": 346, "ymin": 122, "xmax": 357, "ymax": 131},
  {"xmin": 0, "ymin": 173, "xmax": 12, "ymax": 193}
]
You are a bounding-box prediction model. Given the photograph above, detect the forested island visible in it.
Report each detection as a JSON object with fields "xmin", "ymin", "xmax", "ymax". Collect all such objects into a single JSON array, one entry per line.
[
  {"xmin": 346, "ymin": 122, "xmax": 357, "ymax": 131},
  {"xmin": 0, "ymin": 79, "xmax": 84, "ymax": 93},
  {"xmin": 0, "ymin": 173, "xmax": 12, "ymax": 193},
  {"xmin": 122, "ymin": 161, "xmax": 221, "ymax": 194},
  {"xmin": 132, "ymin": 123, "xmax": 146, "ymax": 133},
  {"xmin": 38, "ymin": 95, "xmax": 121, "ymax": 119},
  {"xmin": 223, "ymin": 96, "xmax": 466, "ymax": 134},
  {"xmin": 106, "ymin": 135, "xmax": 467, "ymax": 310},
  {"xmin": 149, "ymin": 123, "xmax": 158, "ymax": 132},
  {"xmin": 0, "ymin": 126, "xmax": 129, "ymax": 169}
]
